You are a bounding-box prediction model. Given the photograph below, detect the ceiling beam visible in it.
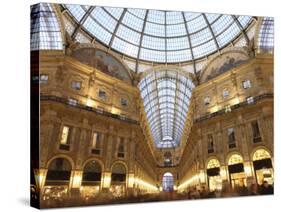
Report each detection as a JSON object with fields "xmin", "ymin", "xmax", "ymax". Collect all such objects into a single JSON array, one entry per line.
[
  {"xmin": 71, "ymin": 6, "xmax": 95, "ymax": 40},
  {"xmin": 164, "ymin": 11, "xmax": 168, "ymax": 64},
  {"xmin": 182, "ymin": 12, "xmax": 198, "ymax": 79},
  {"xmin": 202, "ymin": 13, "xmax": 220, "ymax": 50},
  {"xmin": 108, "ymin": 8, "xmax": 127, "ymax": 48},
  {"xmin": 136, "ymin": 10, "xmax": 149, "ymax": 73},
  {"xmin": 231, "ymin": 15, "xmax": 250, "ymax": 45},
  {"xmin": 154, "ymin": 71, "xmax": 164, "ymax": 142}
]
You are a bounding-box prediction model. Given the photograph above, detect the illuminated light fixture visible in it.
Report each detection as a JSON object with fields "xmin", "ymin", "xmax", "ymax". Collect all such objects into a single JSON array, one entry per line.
[
  {"xmin": 231, "ymin": 97, "xmax": 240, "ymax": 105},
  {"xmin": 210, "ymin": 105, "xmax": 219, "ymax": 113},
  {"xmin": 111, "ymin": 107, "xmax": 121, "ymax": 115},
  {"xmin": 86, "ymin": 98, "xmax": 93, "ymax": 107},
  {"xmin": 225, "ymin": 105, "xmax": 231, "ymax": 113}
]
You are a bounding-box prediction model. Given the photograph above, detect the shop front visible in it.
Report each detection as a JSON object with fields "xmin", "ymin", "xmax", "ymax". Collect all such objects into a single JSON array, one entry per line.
[
  {"xmin": 206, "ymin": 159, "xmax": 222, "ymax": 191},
  {"xmin": 228, "ymin": 154, "xmax": 246, "ymax": 189},
  {"xmin": 252, "ymin": 149, "xmax": 274, "ymax": 185}
]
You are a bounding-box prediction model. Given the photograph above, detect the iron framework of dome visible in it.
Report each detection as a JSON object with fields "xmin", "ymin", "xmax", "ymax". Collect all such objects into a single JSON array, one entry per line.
[
  {"xmin": 139, "ymin": 69, "xmax": 194, "ymax": 148},
  {"xmin": 62, "ymin": 4, "xmax": 253, "ymax": 65}
]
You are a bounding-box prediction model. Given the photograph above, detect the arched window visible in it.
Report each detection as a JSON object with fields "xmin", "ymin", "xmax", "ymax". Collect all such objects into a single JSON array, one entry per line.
[
  {"xmin": 253, "ymin": 149, "xmax": 271, "ymax": 161},
  {"xmin": 227, "ymin": 154, "xmax": 245, "ymax": 188},
  {"xmin": 82, "ymin": 160, "xmax": 102, "ymax": 185},
  {"xmin": 252, "ymin": 148, "xmax": 273, "ymax": 185},
  {"xmin": 45, "ymin": 157, "xmax": 72, "ymax": 185},
  {"xmin": 162, "ymin": 172, "xmax": 174, "ymax": 192},
  {"xmin": 111, "ymin": 163, "xmax": 126, "ymax": 182},
  {"xmin": 206, "ymin": 158, "xmax": 221, "ymax": 191},
  {"xmin": 207, "ymin": 159, "xmax": 220, "ymax": 169},
  {"xmin": 228, "ymin": 154, "xmax": 243, "ymax": 165}
]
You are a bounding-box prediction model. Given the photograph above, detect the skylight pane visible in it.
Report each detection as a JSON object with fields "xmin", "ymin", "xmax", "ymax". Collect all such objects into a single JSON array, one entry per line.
[
  {"xmin": 147, "ymin": 10, "xmax": 165, "ymax": 24},
  {"xmin": 184, "ymin": 12, "xmax": 201, "ymax": 21},
  {"xmin": 192, "ymin": 40, "xmax": 217, "ymax": 58},
  {"xmin": 167, "ymin": 50, "xmax": 191, "ymax": 63},
  {"xmin": 211, "ymin": 15, "xmax": 233, "ymax": 35},
  {"xmin": 190, "ymin": 28, "xmax": 212, "ymax": 47},
  {"xmin": 166, "ymin": 24, "xmax": 187, "ymax": 37},
  {"xmin": 206, "ymin": 13, "xmax": 220, "ymax": 24},
  {"xmin": 91, "ymin": 7, "xmax": 117, "ymax": 32},
  {"xmin": 116, "ymin": 25, "xmax": 141, "ymax": 45},
  {"xmin": 122, "ymin": 12, "xmax": 144, "ymax": 32},
  {"xmin": 65, "ymin": 4, "xmax": 86, "ymax": 22},
  {"xmin": 127, "ymin": 8, "xmax": 146, "ymax": 19},
  {"xmin": 142, "ymin": 35, "xmax": 166, "ymax": 50},
  {"xmin": 144, "ymin": 22, "xmax": 165, "ymax": 36},
  {"xmin": 104, "ymin": 7, "xmax": 124, "ymax": 19},
  {"xmin": 186, "ymin": 15, "xmax": 207, "ymax": 33},
  {"xmin": 237, "ymin": 16, "xmax": 251, "ymax": 28},
  {"xmin": 216, "ymin": 22, "xmax": 240, "ymax": 47},
  {"xmin": 112, "ymin": 37, "xmax": 138, "ymax": 57},
  {"xmin": 166, "ymin": 11, "xmax": 185, "ymax": 24},
  {"xmin": 83, "ymin": 17, "xmax": 111, "ymax": 44}
]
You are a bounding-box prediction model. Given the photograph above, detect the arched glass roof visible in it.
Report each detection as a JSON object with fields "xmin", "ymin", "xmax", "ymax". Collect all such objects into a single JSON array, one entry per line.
[
  {"xmin": 31, "ymin": 3, "xmax": 63, "ymax": 50},
  {"xmin": 138, "ymin": 69, "xmax": 194, "ymax": 149},
  {"xmin": 63, "ymin": 4, "xmax": 252, "ymax": 64},
  {"xmin": 257, "ymin": 17, "xmax": 274, "ymax": 52}
]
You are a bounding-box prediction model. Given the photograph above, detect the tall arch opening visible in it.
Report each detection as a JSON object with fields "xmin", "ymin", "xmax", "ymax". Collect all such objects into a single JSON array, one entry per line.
[
  {"xmin": 252, "ymin": 148, "xmax": 273, "ymax": 185},
  {"xmin": 111, "ymin": 163, "xmax": 127, "ymax": 197},
  {"xmin": 206, "ymin": 158, "xmax": 222, "ymax": 191},
  {"xmin": 228, "ymin": 154, "xmax": 246, "ymax": 189},
  {"xmin": 44, "ymin": 157, "xmax": 72, "ymax": 199},
  {"xmin": 162, "ymin": 172, "xmax": 174, "ymax": 192},
  {"xmin": 81, "ymin": 160, "xmax": 102, "ymax": 198}
]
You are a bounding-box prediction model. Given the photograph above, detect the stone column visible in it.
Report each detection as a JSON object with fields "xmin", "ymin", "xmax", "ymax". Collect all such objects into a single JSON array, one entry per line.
[
  {"xmin": 76, "ymin": 126, "xmax": 88, "ymax": 168},
  {"xmin": 102, "ymin": 125, "xmax": 114, "ymax": 191},
  {"xmin": 69, "ymin": 170, "xmax": 83, "ymax": 197},
  {"xmin": 40, "ymin": 110, "xmax": 58, "ymax": 168},
  {"xmin": 40, "ymin": 123, "xmax": 54, "ymax": 168},
  {"xmin": 35, "ymin": 168, "xmax": 48, "ymax": 194}
]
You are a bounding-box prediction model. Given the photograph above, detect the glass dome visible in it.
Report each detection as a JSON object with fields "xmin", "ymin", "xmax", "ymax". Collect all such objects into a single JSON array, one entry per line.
[{"xmin": 63, "ymin": 4, "xmax": 253, "ymax": 64}]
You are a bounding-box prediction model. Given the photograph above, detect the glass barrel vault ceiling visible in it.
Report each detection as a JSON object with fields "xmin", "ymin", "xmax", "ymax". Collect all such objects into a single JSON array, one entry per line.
[
  {"xmin": 138, "ymin": 69, "xmax": 194, "ymax": 149},
  {"xmin": 63, "ymin": 4, "xmax": 253, "ymax": 64}
]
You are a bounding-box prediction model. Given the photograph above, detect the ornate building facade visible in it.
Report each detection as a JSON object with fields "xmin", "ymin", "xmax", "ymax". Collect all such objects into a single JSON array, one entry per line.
[{"xmin": 30, "ymin": 2, "xmax": 274, "ymax": 208}]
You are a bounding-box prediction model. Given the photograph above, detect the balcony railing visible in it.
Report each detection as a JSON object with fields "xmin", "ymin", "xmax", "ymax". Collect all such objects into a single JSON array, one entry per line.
[
  {"xmin": 195, "ymin": 93, "xmax": 273, "ymax": 123},
  {"xmin": 40, "ymin": 95, "xmax": 139, "ymax": 125}
]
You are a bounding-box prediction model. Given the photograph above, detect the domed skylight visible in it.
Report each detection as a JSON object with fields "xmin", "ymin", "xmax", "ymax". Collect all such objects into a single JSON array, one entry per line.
[{"xmin": 64, "ymin": 4, "xmax": 253, "ymax": 64}]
